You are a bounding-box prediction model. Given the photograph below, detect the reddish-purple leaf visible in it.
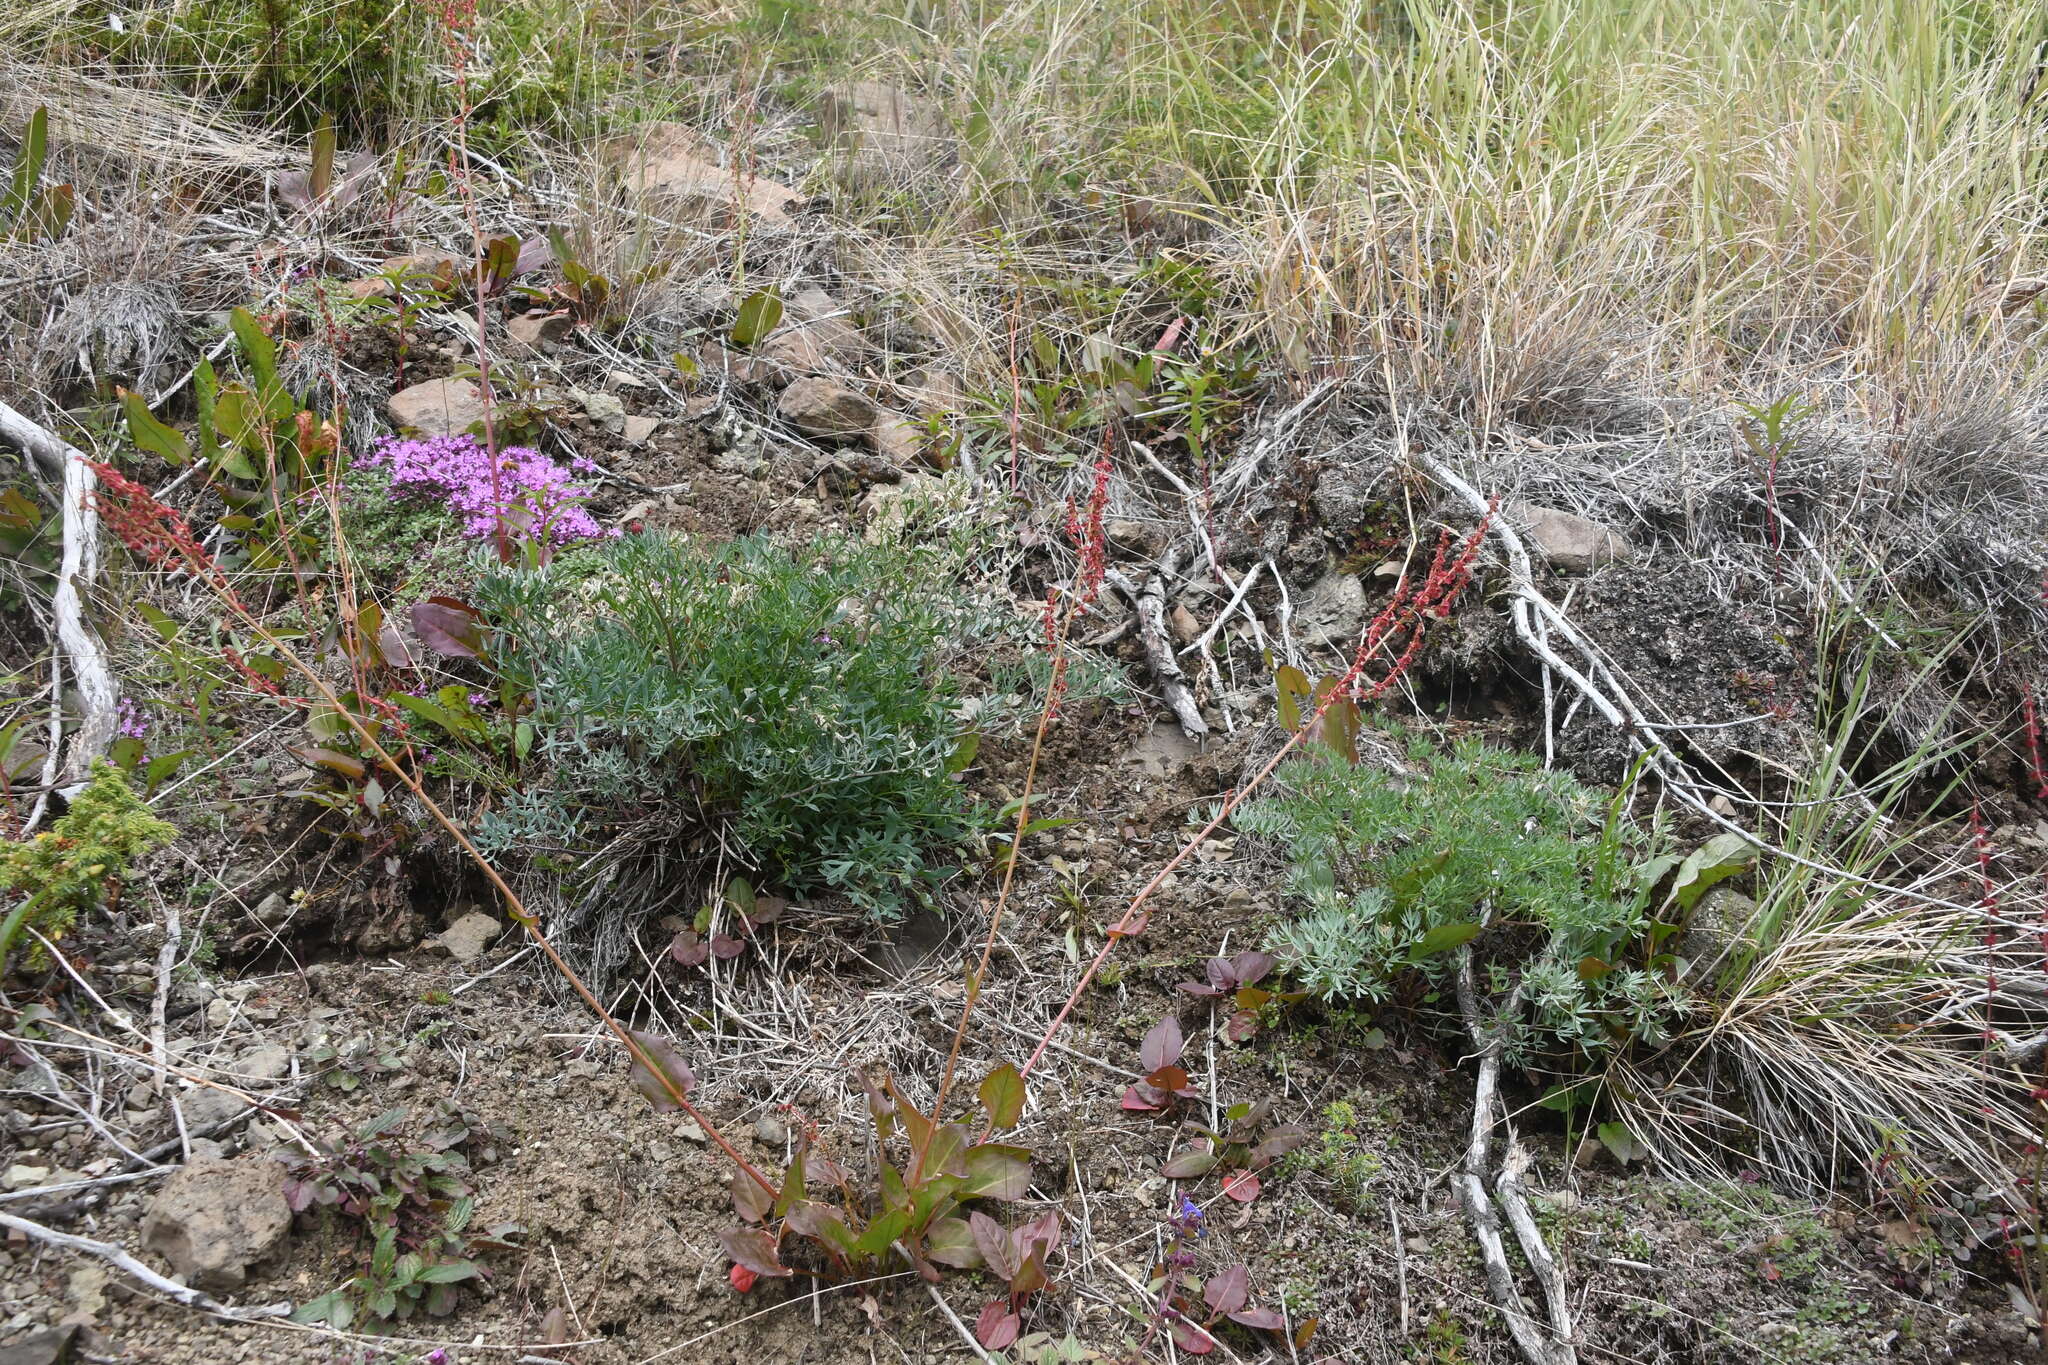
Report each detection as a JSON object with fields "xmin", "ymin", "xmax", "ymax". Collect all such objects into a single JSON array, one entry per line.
[
  {"xmin": 1169, "ymin": 1320, "xmax": 1215, "ymax": 1354},
  {"xmin": 1018, "ymin": 1211, "xmax": 1061, "ymax": 1260},
  {"xmin": 1222, "ymin": 1170, "xmax": 1262, "ymax": 1203},
  {"xmin": 377, "ymin": 622, "xmax": 417, "ymax": 670},
  {"xmin": 1177, "ymin": 976, "xmax": 1225, "ymax": 998},
  {"xmin": 1139, "ymin": 1016, "xmax": 1183, "ymax": 1073},
  {"xmin": 717, "ymin": 1227, "xmax": 792, "ymax": 1278},
  {"xmin": 1204, "ymin": 1264, "xmax": 1250, "ymax": 1315},
  {"xmin": 731, "ymin": 1166, "xmax": 771, "ymax": 1223},
  {"xmin": 625, "ymin": 1029, "xmax": 696, "ymax": 1112},
  {"xmin": 1011, "ymin": 1245, "xmax": 1049, "ymax": 1296},
  {"xmin": 669, "ymin": 930, "xmax": 710, "ymax": 967},
  {"xmin": 1161, "ymin": 1148, "xmax": 1218, "ymax": 1179},
  {"xmin": 1231, "ymin": 950, "xmax": 1277, "ymax": 985},
  {"xmin": 710, "ymin": 934, "xmax": 747, "ymax": 960},
  {"xmin": 1230, "ymin": 1306, "xmax": 1287, "ymax": 1332},
  {"xmin": 975, "ymin": 1302, "xmax": 1021, "ymax": 1349},
  {"xmin": 748, "ymin": 894, "xmax": 787, "ymax": 926},
  {"xmin": 410, "ymin": 597, "xmax": 483, "ymax": 658},
  {"xmin": 1223, "ymin": 1011, "xmax": 1260, "ymax": 1043},
  {"xmin": 970, "ymin": 1211, "xmax": 1019, "ymax": 1282}
]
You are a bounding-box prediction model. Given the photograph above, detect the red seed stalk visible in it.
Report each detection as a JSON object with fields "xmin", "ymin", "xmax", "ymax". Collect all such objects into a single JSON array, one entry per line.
[{"xmin": 2024, "ymin": 683, "xmax": 2048, "ymax": 801}]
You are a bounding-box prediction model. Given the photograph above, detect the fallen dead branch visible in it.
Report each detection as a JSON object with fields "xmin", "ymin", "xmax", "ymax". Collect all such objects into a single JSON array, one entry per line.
[
  {"xmin": 1108, "ymin": 550, "xmax": 1209, "ymax": 739},
  {"xmin": 1454, "ymin": 945, "xmax": 1577, "ymax": 1365},
  {"xmin": 0, "ymin": 398, "xmax": 115, "ymax": 799},
  {"xmin": 0, "ymin": 1209, "xmax": 291, "ymax": 1319}
]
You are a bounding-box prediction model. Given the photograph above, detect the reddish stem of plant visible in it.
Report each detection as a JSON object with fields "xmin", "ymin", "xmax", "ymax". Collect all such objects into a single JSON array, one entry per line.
[{"xmin": 2023, "ymin": 683, "xmax": 2047, "ymax": 802}]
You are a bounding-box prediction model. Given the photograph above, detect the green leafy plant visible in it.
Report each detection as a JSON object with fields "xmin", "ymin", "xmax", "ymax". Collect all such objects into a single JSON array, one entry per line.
[
  {"xmin": 2, "ymin": 107, "xmax": 74, "ymax": 243},
  {"xmin": 717, "ymin": 1064, "xmax": 1047, "ymax": 1350},
  {"xmin": 284, "ymin": 1102, "xmax": 519, "ymax": 1329},
  {"xmin": 1239, "ymin": 729, "xmax": 1682, "ymax": 1068},
  {"xmin": 472, "ymin": 532, "xmax": 977, "ymax": 937},
  {"xmin": 0, "ymin": 763, "xmax": 175, "ymax": 978},
  {"xmin": 1158, "ymin": 1097, "xmax": 1308, "ymax": 1205},
  {"xmin": 119, "ymin": 307, "xmax": 338, "ymax": 576}
]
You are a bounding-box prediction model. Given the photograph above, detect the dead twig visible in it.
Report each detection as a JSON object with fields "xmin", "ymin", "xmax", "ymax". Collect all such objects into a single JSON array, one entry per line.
[
  {"xmin": 0, "ymin": 1209, "xmax": 291, "ymax": 1319},
  {"xmin": 0, "ymin": 399, "xmax": 116, "ymax": 794},
  {"xmin": 1108, "ymin": 551, "xmax": 1209, "ymax": 740}
]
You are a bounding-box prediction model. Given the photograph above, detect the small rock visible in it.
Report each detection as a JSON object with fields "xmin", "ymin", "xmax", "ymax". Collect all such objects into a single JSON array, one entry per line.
[
  {"xmin": 866, "ymin": 410, "xmax": 925, "ymax": 465},
  {"xmin": 2, "ymin": 1166, "xmax": 52, "ymax": 1192},
  {"xmin": 507, "ymin": 310, "xmax": 574, "ymax": 351},
  {"xmin": 603, "ymin": 123, "xmax": 803, "ymax": 226},
  {"xmin": 64, "ymin": 1264, "xmax": 106, "ymax": 1317},
  {"xmin": 141, "ymin": 1157, "xmax": 292, "ymax": 1291},
  {"xmin": 622, "ymin": 414, "xmax": 660, "ymax": 447},
  {"xmin": 386, "ymin": 378, "xmax": 487, "ymax": 438},
  {"xmin": 574, "ymin": 388, "xmax": 628, "ymax": 435},
  {"xmin": 0, "ymin": 1325, "xmax": 79, "ymax": 1365},
  {"xmin": 753, "ymin": 1115, "xmax": 790, "ymax": 1146},
  {"xmin": 1169, "ymin": 604, "xmax": 1201, "ymax": 646},
  {"xmin": 1297, "ymin": 570, "xmax": 1368, "ymax": 647},
  {"xmin": 675, "ymin": 1117, "xmax": 707, "ymax": 1144},
  {"xmin": 1105, "ymin": 518, "xmax": 1166, "ymax": 559},
  {"xmin": 778, "ymin": 378, "xmax": 875, "ymax": 443},
  {"xmin": 861, "ymin": 473, "xmax": 940, "ymax": 539},
  {"xmin": 345, "ymin": 276, "xmax": 394, "ymax": 300},
  {"xmin": 434, "ymin": 912, "xmax": 503, "ymax": 966},
  {"xmin": 236, "ymin": 1045, "xmax": 292, "ymax": 1084},
  {"xmin": 182, "ymin": 1087, "xmax": 253, "ymax": 1135},
  {"xmin": 203, "ymin": 998, "xmax": 236, "ymax": 1031},
  {"xmin": 251, "ymin": 892, "xmax": 291, "ymax": 927},
  {"xmin": 1508, "ymin": 501, "xmax": 1627, "ymax": 574}
]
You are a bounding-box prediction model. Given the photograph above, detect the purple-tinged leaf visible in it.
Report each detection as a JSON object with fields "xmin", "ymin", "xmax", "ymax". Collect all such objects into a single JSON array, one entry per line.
[
  {"xmin": 1252, "ymin": 1125, "xmax": 1311, "ymax": 1166},
  {"xmin": 1139, "ymin": 1016, "xmax": 1183, "ymax": 1073},
  {"xmin": 731, "ymin": 1166, "xmax": 771, "ymax": 1223},
  {"xmin": 970, "ymin": 1211, "xmax": 1019, "ymax": 1282},
  {"xmin": 717, "ymin": 1227, "xmax": 791, "ymax": 1278},
  {"xmin": 1222, "ymin": 1170, "xmax": 1262, "ymax": 1203},
  {"xmin": 1178, "ymin": 977, "xmax": 1225, "ymax": 998},
  {"xmin": 975, "ymin": 1302, "xmax": 1021, "ymax": 1349},
  {"xmin": 1160, "ymin": 1148, "xmax": 1218, "ymax": 1180},
  {"xmin": 377, "ymin": 622, "xmax": 417, "ymax": 670},
  {"xmin": 710, "ymin": 934, "xmax": 747, "ymax": 960},
  {"xmin": 1203, "ymin": 1264, "xmax": 1249, "ymax": 1315},
  {"xmin": 1121, "ymin": 1084, "xmax": 1164, "ymax": 1112},
  {"xmin": 625, "ymin": 1029, "xmax": 696, "ymax": 1113},
  {"xmin": 1230, "ymin": 1306, "xmax": 1287, "ymax": 1331},
  {"xmin": 410, "ymin": 597, "xmax": 483, "ymax": 658},
  {"xmin": 1169, "ymin": 1319, "xmax": 1216, "ymax": 1354},
  {"xmin": 669, "ymin": 930, "xmax": 710, "ymax": 967},
  {"xmin": 1230, "ymin": 950, "xmax": 1278, "ymax": 985},
  {"xmin": 1223, "ymin": 1011, "xmax": 1260, "ymax": 1043}
]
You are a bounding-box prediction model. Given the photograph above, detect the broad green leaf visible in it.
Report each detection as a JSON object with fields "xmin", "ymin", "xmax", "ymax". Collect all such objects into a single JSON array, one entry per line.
[
  {"xmin": 731, "ymin": 290, "xmax": 783, "ymax": 347},
  {"xmin": 960, "ymin": 1143, "xmax": 1032, "ymax": 1200},
  {"xmin": 229, "ymin": 307, "xmax": 277, "ymax": 391},
  {"xmin": 1274, "ymin": 665, "xmax": 1311, "ymax": 733},
  {"xmin": 1411, "ymin": 921, "xmax": 1481, "ymax": 959},
  {"xmin": 924, "ymin": 1215, "xmax": 984, "ymax": 1268},
  {"xmin": 1665, "ymin": 833, "xmax": 1758, "ymax": 913},
  {"xmin": 977, "ymin": 1062, "xmax": 1025, "ymax": 1130},
  {"xmin": 119, "ymin": 388, "xmax": 189, "ymax": 466},
  {"xmin": 1597, "ymin": 1120, "xmax": 1648, "ymax": 1166}
]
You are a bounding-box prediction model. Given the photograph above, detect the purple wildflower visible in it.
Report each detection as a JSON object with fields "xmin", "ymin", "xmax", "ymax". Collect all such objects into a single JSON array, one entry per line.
[
  {"xmin": 361, "ymin": 433, "xmax": 617, "ymax": 548},
  {"xmin": 116, "ymin": 696, "xmax": 148, "ymax": 740}
]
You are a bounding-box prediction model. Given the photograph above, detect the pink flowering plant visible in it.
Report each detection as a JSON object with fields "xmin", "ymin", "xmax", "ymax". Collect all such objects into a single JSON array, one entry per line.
[{"xmin": 361, "ymin": 433, "xmax": 614, "ymax": 554}]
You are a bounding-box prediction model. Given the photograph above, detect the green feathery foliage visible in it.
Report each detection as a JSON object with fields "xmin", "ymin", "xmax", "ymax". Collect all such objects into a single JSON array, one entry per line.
[{"xmin": 1, "ymin": 762, "xmax": 175, "ymax": 974}]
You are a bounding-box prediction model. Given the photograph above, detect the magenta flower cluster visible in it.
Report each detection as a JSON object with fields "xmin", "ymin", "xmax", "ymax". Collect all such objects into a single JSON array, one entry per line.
[{"xmin": 362, "ymin": 433, "xmax": 616, "ymax": 547}]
